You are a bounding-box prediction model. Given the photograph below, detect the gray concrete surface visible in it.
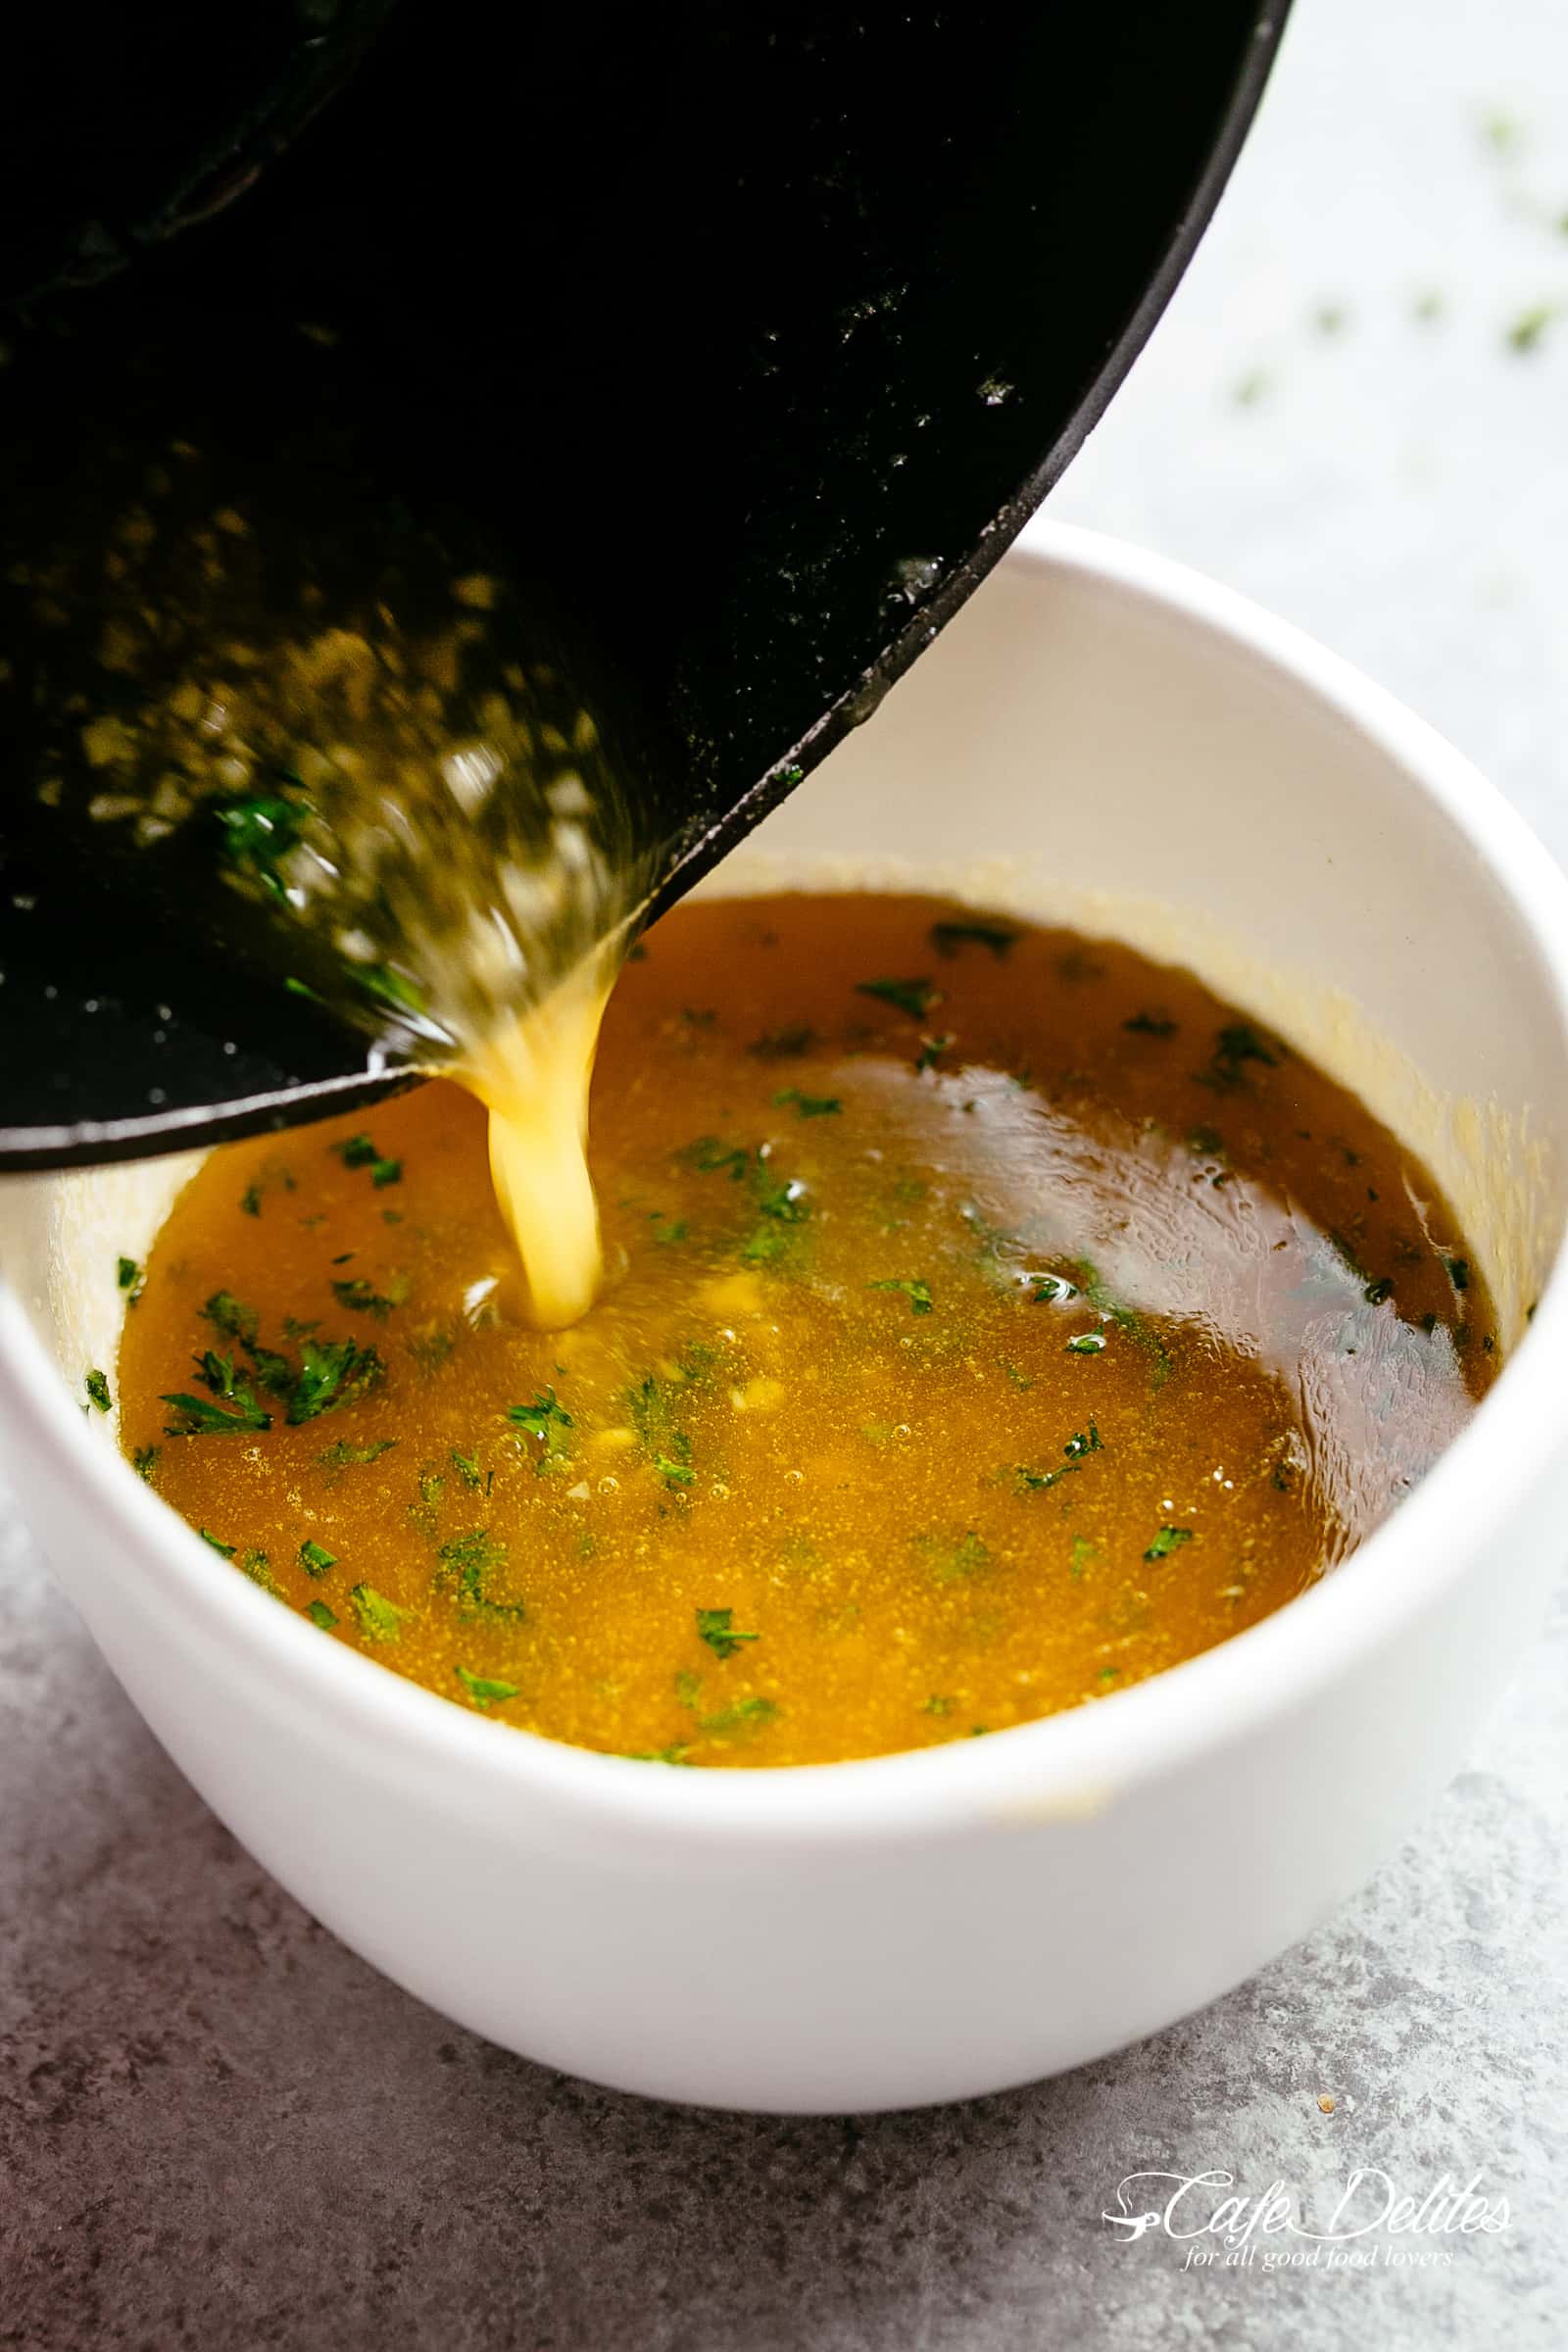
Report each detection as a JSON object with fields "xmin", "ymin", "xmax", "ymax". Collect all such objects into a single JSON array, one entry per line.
[{"xmin": 3, "ymin": 2, "xmax": 1566, "ymax": 2344}]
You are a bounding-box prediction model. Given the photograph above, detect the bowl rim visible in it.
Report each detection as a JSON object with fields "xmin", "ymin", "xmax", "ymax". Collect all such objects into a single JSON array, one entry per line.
[{"xmin": 6, "ymin": 515, "xmax": 1568, "ymax": 1846}]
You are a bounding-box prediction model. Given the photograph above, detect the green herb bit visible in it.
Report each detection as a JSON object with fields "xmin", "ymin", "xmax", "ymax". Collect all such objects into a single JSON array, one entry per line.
[
  {"xmin": 240, "ymin": 1186, "xmax": 263, "ymax": 1217},
  {"xmin": 1070, "ymin": 1536, "xmax": 1099, "ymax": 1579},
  {"xmin": 915, "ymin": 1529, "xmax": 992, "ymax": 1583},
  {"xmin": 241, "ymin": 1550, "xmax": 280, "ymax": 1595},
  {"xmin": 455, "ymin": 1664, "xmax": 520, "ymax": 1710},
  {"xmin": 299, "ymin": 1539, "xmax": 336, "ymax": 1577},
  {"xmin": 682, "ymin": 1136, "xmax": 753, "ymax": 1179},
  {"xmin": 1063, "ymin": 1424, "xmax": 1102, "ymax": 1459},
  {"xmin": 1016, "ymin": 1462, "xmax": 1079, "ymax": 1494},
  {"xmin": 450, "ymin": 1448, "xmax": 491, "ymax": 1493},
  {"xmin": 914, "ymin": 1032, "xmax": 954, "ymax": 1074},
  {"xmin": 697, "ymin": 1606, "xmax": 759, "ymax": 1659},
  {"xmin": 508, "ymin": 1387, "xmax": 573, "ymax": 1469},
  {"xmin": 213, "ymin": 790, "xmax": 304, "ymax": 899},
  {"xmin": 406, "ymin": 1324, "xmax": 457, "ymax": 1373},
  {"xmin": 117, "ymin": 1255, "xmax": 145, "ymax": 1304},
  {"xmin": 132, "ymin": 1445, "xmax": 160, "ymax": 1483},
  {"xmin": 1363, "ymin": 1278, "xmax": 1394, "ymax": 1306},
  {"xmin": 84, "ymin": 1368, "xmax": 112, "ymax": 1413},
  {"xmin": 1097, "ymin": 1667, "xmax": 1121, "ymax": 1688},
  {"xmin": 650, "ymin": 1214, "xmax": 689, "ymax": 1244},
  {"xmin": 1066, "ymin": 1332, "xmax": 1107, "ymax": 1355},
  {"xmin": 1445, "ymin": 1256, "xmax": 1471, "ymax": 1293},
  {"xmin": 199, "ymin": 1529, "xmax": 236, "ymax": 1556},
  {"xmin": 747, "ymin": 1026, "xmax": 816, "ymax": 1060},
  {"xmin": 856, "ymin": 976, "xmax": 941, "ymax": 1021},
  {"xmin": 921, "ymin": 1694, "xmax": 956, "ymax": 1718},
  {"xmin": 1197, "ymin": 1023, "xmax": 1283, "ymax": 1093},
  {"xmin": 286, "ymin": 1338, "xmax": 384, "ymax": 1425},
  {"xmin": 204, "ymin": 1290, "xmax": 260, "ymax": 1348},
  {"xmin": 930, "ymin": 921, "xmax": 1017, "ymax": 959},
  {"xmin": 774, "ymin": 1089, "xmax": 842, "ymax": 1118},
  {"xmin": 317, "ymin": 1438, "xmax": 399, "ymax": 1472},
  {"xmin": 1507, "ymin": 304, "xmax": 1555, "ymax": 356},
  {"xmin": 1144, "ymin": 1526, "xmax": 1194, "ymax": 1562},
  {"xmin": 674, "ymin": 1672, "xmax": 780, "ymax": 1738},
  {"xmin": 283, "ymin": 976, "xmax": 324, "ymax": 1004},
  {"xmin": 436, "ymin": 1531, "xmax": 525, "ymax": 1624},
  {"xmin": 999, "ymin": 1359, "xmax": 1034, "ymax": 1390},
  {"xmin": 162, "ymin": 1384, "xmax": 271, "ymax": 1437},
  {"xmin": 330, "ymin": 1274, "xmax": 408, "ymax": 1320},
  {"xmin": 1123, "ymin": 1010, "xmax": 1177, "ymax": 1038},
  {"xmin": 622, "ymin": 1744, "xmax": 695, "ymax": 1766},
  {"xmin": 351, "ymin": 1583, "xmax": 407, "ymax": 1642},
  {"xmin": 358, "ymin": 964, "xmax": 427, "ymax": 1021},
  {"xmin": 1026, "ymin": 1273, "xmax": 1078, "ymax": 1306},
  {"xmin": 655, "ymin": 1432, "xmax": 696, "ymax": 1489},
  {"xmin": 307, "ymin": 1600, "xmax": 338, "ymax": 1631},
  {"xmin": 867, "ymin": 1277, "xmax": 934, "ymax": 1316},
  {"xmin": 333, "ymin": 1133, "xmax": 402, "ymax": 1187}
]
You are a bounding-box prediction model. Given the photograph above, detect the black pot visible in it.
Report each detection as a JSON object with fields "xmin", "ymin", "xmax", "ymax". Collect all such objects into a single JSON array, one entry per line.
[{"xmin": 0, "ymin": 0, "xmax": 1288, "ymax": 1163}]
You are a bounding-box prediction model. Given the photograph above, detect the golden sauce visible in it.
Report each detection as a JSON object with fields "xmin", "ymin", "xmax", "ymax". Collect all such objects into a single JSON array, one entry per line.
[{"xmin": 115, "ymin": 894, "xmax": 1496, "ymax": 1766}]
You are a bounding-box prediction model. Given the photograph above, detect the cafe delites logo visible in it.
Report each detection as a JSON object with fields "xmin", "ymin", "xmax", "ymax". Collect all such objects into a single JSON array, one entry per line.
[{"xmin": 1102, "ymin": 2167, "xmax": 1513, "ymax": 2274}]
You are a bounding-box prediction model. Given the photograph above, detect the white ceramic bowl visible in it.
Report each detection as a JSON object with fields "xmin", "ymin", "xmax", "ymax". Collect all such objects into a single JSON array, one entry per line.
[{"xmin": 5, "ymin": 521, "xmax": 1568, "ymax": 2115}]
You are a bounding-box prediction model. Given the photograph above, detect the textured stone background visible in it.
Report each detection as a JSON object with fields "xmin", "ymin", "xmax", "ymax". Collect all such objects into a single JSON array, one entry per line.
[{"xmin": 3, "ymin": 0, "xmax": 1566, "ymax": 2344}]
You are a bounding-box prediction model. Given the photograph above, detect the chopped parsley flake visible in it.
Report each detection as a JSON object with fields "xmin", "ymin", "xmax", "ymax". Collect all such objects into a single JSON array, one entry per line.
[
  {"xmin": 307, "ymin": 1600, "xmax": 337, "ymax": 1631},
  {"xmin": 856, "ymin": 976, "xmax": 941, "ymax": 1021},
  {"xmin": 674, "ymin": 1671, "xmax": 780, "ymax": 1737},
  {"xmin": 1066, "ymin": 1332, "xmax": 1106, "ymax": 1354},
  {"xmin": 455, "ymin": 1664, "xmax": 520, "ymax": 1710},
  {"xmin": 508, "ymin": 1388, "xmax": 573, "ymax": 1469},
  {"xmin": 1123, "ymin": 1010, "xmax": 1177, "ymax": 1038},
  {"xmin": 132, "ymin": 1445, "xmax": 160, "ymax": 1483},
  {"xmin": 84, "ymin": 1368, "xmax": 112, "ymax": 1412},
  {"xmin": 333, "ymin": 1133, "xmax": 402, "ymax": 1187},
  {"xmin": 449, "ymin": 1448, "xmax": 491, "ymax": 1493},
  {"xmin": 682, "ymin": 1137, "xmax": 753, "ymax": 1179},
  {"xmin": 1016, "ymin": 1461, "xmax": 1079, "ymax": 1494},
  {"xmin": 774, "ymin": 1089, "xmax": 842, "ymax": 1118},
  {"xmin": 1027, "ymin": 1273, "xmax": 1078, "ymax": 1305},
  {"xmin": 199, "ymin": 1528, "xmax": 236, "ymax": 1556},
  {"xmin": 436, "ymin": 1531, "xmax": 525, "ymax": 1623},
  {"xmin": 162, "ymin": 1380, "xmax": 271, "ymax": 1436},
  {"xmin": 747, "ymin": 1026, "xmax": 816, "ymax": 1060},
  {"xmin": 921, "ymin": 1694, "xmax": 956, "ymax": 1717},
  {"xmin": 1063, "ymin": 1424, "xmax": 1102, "ymax": 1459},
  {"xmin": 286, "ymin": 1337, "xmax": 385, "ymax": 1424},
  {"xmin": 697, "ymin": 1607, "xmax": 759, "ymax": 1659},
  {"xmin": 116, "ymin": 1256, "xmax": 144, "ymax": 1304},
  {"xmin": 299, "ymin": 1539, "xmax": 336, "ymax": 1577},
  {"xmin": 914, "ymin": 1032, "xmax": 954, "ymax": 1074},
  {"xmin": 1144, "ymin": 1526, "xmax": 1194, "ymax": 1561},
  {"xmin": 330, "ymin": 1274, "xmax": 409, "ymax": 1320},
  {"xmin": 317, "ymin": 1437, "xmax": 398, "ymax": 1472},
  {"xmin": 867, "ymin": 1277, "xmax": 934, "ymax": 1315},
  {"xmin": 930, "ymin": 921, "xmax": 1017, "ymax": 959},
  {"xmin": 350, "ymin": 1583, "xmax": 407, "ymax": 1642},
  {"xmin": 1445, "ymin": 1256, "xmax": 1471, "ymax": 1293},
  {"xmin": 915, "ymin": 1529, "xmax": 992, "ymax": 1583},
  {"xmin": 1198, "ymin": 1023, "xmax": 1283, "ymax": 1093}
]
